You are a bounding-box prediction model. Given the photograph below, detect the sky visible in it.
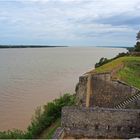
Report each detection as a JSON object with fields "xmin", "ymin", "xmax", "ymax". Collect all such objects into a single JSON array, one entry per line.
[{"xmin": 0, "ymin": 0, "xmax": 140, "ymax": 46}]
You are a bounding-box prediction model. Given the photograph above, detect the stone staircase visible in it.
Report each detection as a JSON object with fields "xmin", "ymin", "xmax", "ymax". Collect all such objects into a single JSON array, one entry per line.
[{"xmin": 115, "ymin": 91, "xmax": 140, "ymax": 109}]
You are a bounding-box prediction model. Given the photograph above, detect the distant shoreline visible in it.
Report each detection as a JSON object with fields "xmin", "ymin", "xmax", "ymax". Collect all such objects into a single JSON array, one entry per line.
[
  {"xmin": 96, "ymin": 46, "xmax": 130, "ymax": 49},
  {"xmin": 0, "ymin": 45, "xmax": 68, "ymax": 49},
  {"xmin": 0, "ymin": 45, "xmax": 130, "ymax": 49}
]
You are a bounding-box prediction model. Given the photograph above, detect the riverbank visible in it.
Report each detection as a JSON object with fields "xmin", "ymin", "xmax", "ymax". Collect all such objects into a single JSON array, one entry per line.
[
  {"xmin": 0, "ymin": 47, "xmax": 125, "ymax": 131},
  {"xmin": 0, "ymin": 54, "xmax": 140, "ymax": 139},
  {"xmin": 0, "ymin": 94, "xmax": 75, "ymax": 139}
]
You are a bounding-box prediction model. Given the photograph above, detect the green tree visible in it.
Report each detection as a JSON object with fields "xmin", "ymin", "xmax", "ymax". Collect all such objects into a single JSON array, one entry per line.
[
  {"xmin": 135, "ymin": 31, "xmax": 140, "ymax": 52},
  {"xmin": 95, "ymin": 57, "xmax": 109, "ymax": 68},
  {"xmin": 136, "ymin": 30, "xmax": 140, "ymax": 41}
]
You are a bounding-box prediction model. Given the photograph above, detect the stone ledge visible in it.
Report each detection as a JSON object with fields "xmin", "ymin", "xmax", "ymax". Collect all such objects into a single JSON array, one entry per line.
[{"xmin": 63, "ymin": 106, "xmax": 140, "ymax": 112}]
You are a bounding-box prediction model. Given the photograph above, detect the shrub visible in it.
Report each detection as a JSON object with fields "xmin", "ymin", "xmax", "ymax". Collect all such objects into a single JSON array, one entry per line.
[
  {"xmin": 26, "ymin": 93, "xmax": 75, "ymax": 138},
  {"xmin": 95, "ymin": 57, "xmax": 109, "ymax": 68},
  {"xmin": 0, "ymin": 130, "xmax": 25, "ymax": 139}
]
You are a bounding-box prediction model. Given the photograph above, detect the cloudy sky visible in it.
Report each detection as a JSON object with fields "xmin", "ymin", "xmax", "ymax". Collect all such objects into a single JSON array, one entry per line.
[{"xmin": 0, "ymin": 0, "xmax": 140, "ymax": 46}]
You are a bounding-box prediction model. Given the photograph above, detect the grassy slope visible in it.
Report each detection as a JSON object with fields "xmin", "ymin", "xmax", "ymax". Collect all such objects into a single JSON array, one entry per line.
[
  {"xmin": 89, "ymin": 56, "xmax": 140, "ymax": 89},
  {"xmin": 118, "ymin": 59, "xmax": 140, "ymax": 89},
  {"xmin": 38, "ymin": 118, "xmax": 61, "ymax": 139}
]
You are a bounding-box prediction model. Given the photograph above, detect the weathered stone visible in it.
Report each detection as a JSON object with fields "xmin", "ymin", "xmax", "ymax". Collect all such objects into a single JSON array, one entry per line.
[
  {"xmin": 76, "ymin": 73, "xmax": 140, "ymax": 109},
  {"xmin": 56, "ymin": 72, "xmax": 140, "ymax": 139},
  {"xmin": 61, "ymin": 106, "xmax": 140, "ymax": 139}
]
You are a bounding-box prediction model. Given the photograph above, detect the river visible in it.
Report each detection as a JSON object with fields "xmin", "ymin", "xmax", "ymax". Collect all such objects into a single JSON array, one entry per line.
[{"xmin": 0, "ymin": 46, "xmax": 126, "ymax": 130}]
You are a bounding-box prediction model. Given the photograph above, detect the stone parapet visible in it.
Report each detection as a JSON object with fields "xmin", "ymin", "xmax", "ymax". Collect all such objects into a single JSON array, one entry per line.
[{"xmin": 61, "ymin": 106, "xmax": 140, "ymax": 139}]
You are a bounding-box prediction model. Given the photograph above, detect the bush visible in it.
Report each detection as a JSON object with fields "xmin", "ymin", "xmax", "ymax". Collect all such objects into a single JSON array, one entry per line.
[
  {"xmin": 0, "ymin": 130, "xmax": 25, "ymax": 139},
  {"xmin": 0, "ymin": 93, "xmax": 75, "ymax": 139},
  {"xmin": 95, "ymin": 57, "xmax": 109, "ymax": 68}
]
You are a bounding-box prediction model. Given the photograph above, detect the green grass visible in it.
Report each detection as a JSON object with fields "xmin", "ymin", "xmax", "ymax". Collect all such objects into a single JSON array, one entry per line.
[
  {"xmin": 89, "ymin": 56, "xmax": 140, "ymax": 89},
  {"xmin": 117, "ymin": 60, "xmax": 140, "ymax": 89},
  {"xmin": 38, "ymin": 118, "xmax": 61, "ymax": 139},
  {"xmin": 95, "ymin": 56, "xmax": 140, "ymax": 73}
]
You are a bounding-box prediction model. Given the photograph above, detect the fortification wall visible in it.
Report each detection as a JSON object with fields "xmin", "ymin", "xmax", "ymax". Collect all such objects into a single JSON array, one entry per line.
[
  {"xmin": 62, "ymin": 106, "xmax": 140, "ymax": 139},
  {"xmin": 75, "ymin": 75, "xmax": 88, "ymax": 106},
  {"xmin": 91, "ymin": 75, "xmax": 140, "ymax": 108},
  {"xmin": 75, "ymin": 73, "xmax": 140, "ymax": 108}
]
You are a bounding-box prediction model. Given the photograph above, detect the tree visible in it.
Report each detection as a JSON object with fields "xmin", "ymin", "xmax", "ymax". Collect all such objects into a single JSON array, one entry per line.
[
  {"xmin": 134, "ymin": 42, "xmax": 140, "ymax": 51},
  {"xmin": 134, "ymin": 31, "xmax": 140, "ymax": 52},
  {"xmin": 136, "ymin": 30, "xmax": 140, "ymax": 41},
  {"xmin": 95, "ymin": 57, "xmax": 109, "ymax": 68}
]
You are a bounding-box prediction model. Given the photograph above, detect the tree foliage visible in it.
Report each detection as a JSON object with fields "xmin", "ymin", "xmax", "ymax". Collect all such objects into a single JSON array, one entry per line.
[
  {"xmin": 134, "ymin": 31, "xmax": 140, "ymax": 52},
  {"xmin": 134, "ymin": 41, "xmax": 140, "ymax": 52},
  {"xmin": 95, "ymin": 57, "xmax": 109, "ymax": 68},
  {"xmin": 136, "ymin": 30, "xmax": 140, "ymax": 41}
]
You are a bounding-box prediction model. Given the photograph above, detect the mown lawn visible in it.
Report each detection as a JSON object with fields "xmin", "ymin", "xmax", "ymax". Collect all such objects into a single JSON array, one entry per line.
[{"xmin": 89, "ymin": 56, "xmax": 140, "ymax": 89}]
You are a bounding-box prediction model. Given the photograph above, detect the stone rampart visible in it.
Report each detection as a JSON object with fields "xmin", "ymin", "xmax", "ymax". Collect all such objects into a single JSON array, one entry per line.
[
  {"xmin": 75, "ymin": 73, "xmax": 140, "ymax": 108},
  {"xmin": 61, "ymin": 106, "xmax": 140, "ymax": 139}
]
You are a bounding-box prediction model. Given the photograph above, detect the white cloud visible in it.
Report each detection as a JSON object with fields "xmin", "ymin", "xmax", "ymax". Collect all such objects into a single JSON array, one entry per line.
[{"xmin": 0, "ymin": 0, "xmax": 139, "ymax": 45}]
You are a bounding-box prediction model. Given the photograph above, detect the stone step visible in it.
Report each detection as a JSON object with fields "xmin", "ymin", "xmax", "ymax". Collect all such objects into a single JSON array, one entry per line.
[{"xmin": 115, "ymin": 92, "xmax": 140, "ymax": 109}]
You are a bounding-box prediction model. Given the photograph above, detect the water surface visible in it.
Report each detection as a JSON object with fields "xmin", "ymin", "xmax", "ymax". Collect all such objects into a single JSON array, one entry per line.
[{"xmin": 0, "ymin": 47, "xmax": 126, "ymax": 130}]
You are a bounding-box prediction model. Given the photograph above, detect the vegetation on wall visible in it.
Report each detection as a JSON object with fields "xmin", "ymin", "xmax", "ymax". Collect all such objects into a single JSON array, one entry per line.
[{"xmin": 0, "ymin": 93, "xmax": 75, "ymax": 139}]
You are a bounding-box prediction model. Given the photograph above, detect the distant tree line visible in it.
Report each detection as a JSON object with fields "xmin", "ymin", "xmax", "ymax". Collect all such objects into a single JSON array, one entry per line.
[{"xmin": 0, "ymin": 45, "xmax": 67, "ymax": 49}]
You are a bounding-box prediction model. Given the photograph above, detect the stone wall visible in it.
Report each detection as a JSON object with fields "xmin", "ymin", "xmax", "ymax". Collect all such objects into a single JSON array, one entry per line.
[
  {"xmin": 75, "ymin": 75, "xmax": 88, "ymax": 106},
  {"xmin": 62, "ymin": 106, "xmax": 140, "ymax": 139},
  {"xmin": 75, "ymin": 73, "xmax": 140, "ymax": 108},
  {"xmin": 125, "ymin": 98, "xmax": 140, "ymax": 109}
]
